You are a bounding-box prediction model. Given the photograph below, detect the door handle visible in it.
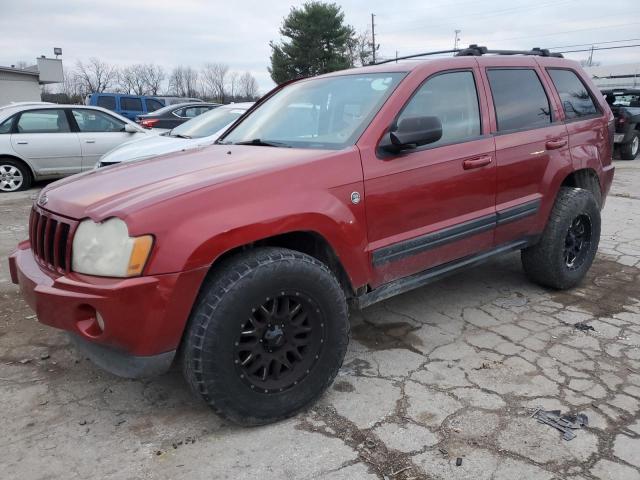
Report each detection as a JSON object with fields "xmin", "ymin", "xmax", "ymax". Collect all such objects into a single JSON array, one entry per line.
[
  {"xmin": 545, "ymin": 138, "xmax": 567, "ymax": 150},
  {"xmin": 16, "ymin": 141, "xmax": 28, "ymax": 145},
  {"xmin": 463, "ymin": 155, "xmax": 492, "ymax": 170},
  {"xmin": 85, "ymin": 139, "xmax": 96, "ymax": 144}
]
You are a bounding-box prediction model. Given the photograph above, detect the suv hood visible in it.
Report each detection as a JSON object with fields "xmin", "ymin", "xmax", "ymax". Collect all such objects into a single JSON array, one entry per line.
[{"xmin": 40, "ymin": 145, "xmax": 340, "ymax": 220}]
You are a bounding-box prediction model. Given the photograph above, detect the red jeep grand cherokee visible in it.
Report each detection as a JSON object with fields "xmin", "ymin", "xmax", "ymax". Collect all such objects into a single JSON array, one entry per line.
[{"xmin": 9, "ymin": 47, "xmax": 614, "ymax": 425}]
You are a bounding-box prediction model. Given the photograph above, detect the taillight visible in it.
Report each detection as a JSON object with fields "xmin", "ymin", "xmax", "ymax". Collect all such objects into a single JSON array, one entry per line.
[{"xmin": 139, "ymin": 118, "xmax": 159, "ymax": 129}]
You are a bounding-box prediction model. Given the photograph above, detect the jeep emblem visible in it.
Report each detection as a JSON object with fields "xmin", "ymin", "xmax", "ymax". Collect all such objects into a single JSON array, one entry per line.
[
  {"xmin": 38, "ymin": 194, "xmax": 48, "ymax": 206},
  {"xmin": 350, "ymin": 192, "xmax": 361, "ymax": 204}
]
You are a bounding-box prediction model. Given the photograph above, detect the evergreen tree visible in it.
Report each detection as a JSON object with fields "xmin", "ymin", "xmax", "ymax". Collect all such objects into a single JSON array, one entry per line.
[{"xmin": 269, "ymin": 2, "xmax": 356, "ymax": 84}]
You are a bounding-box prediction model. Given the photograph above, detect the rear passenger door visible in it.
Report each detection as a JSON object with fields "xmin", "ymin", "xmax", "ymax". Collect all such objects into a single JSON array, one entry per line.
[
  {"xmin": 480, "ymin": 62, "xmax": 570, "ymax": 246},
  {"xmin": 119, "ymin": 97, "xmax": 144, "ymax": 120},
  {"xmin": 10, "ymin": 109, "xmax": 82, "ymax": 175},
  {"xmin": 362, "ymin": 68, "xmax": 497, "ymax": 287}
]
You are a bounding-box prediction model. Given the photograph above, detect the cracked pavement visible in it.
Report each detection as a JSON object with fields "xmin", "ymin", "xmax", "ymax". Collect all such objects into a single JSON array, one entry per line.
[{"xmin": 1, "ymin": 161, "xmax": 639, "ymax": 480}]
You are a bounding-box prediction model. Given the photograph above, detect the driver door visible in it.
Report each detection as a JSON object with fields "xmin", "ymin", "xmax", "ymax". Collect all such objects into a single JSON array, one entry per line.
[{"xmin": 361, "ymin": 69, "xmax": 497, "ymax": 287}]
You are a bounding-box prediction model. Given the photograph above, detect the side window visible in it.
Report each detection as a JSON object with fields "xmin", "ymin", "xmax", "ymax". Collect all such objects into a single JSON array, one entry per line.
[
  {"xmin": 120, "ymin": 97, "xmax": 143, "ymax": 112},
  {"xmin": 487, "ymin": 69, "xmax": 552, "ymax": 132},
  {"xmin": 16, "ymin": 110, "xmax": 71, "ymax": 133},
  {"xmin": 182, "ymin": 106, "xmax": 205, "ymax": 118},
  {"xmin": 97, "ymin": 96, "xmax": 116, "ymax": 110},
  {"xmin": 72, "ymin": 109, "xmax": 125, "ymax": 133},
  {"xmin": 145, "ymin": 98, "xmax": 164, "ymax": 112},
  {"xmin": 547, "ymin": 69, "xmax": 599, "ymax": 120},
  {"xmin": 0, "ymin": 116, "xmax": 14, "ymax": 134},
  {"xmin": 397, "ymin": 70, "xmax": 481, "ymax": 147}
]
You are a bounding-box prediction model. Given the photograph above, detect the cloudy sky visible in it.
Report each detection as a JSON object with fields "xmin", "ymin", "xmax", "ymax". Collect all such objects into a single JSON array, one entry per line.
[{"xmin": 1, "ymin": 0, "xmax": 639, "ymax": 93}]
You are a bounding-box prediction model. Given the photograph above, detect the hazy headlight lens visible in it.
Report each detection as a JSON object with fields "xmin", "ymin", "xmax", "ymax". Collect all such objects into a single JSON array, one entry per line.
[{"xmin": 72, "ymin": 218, "xmax": 153, "ymax": 277}]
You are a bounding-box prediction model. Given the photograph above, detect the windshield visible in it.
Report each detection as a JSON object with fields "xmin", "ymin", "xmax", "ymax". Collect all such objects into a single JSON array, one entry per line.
[
  {"xmin": 169, "ymin": 106, "xmax": 248, "ymax": 138},
  {"xmin": 221, "ymin": 73, "xmax": 405, "ymax": 149}
]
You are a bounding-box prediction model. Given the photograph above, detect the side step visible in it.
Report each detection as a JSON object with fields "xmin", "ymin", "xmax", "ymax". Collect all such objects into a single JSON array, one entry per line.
[{"xmin": 356, "ymin": 240, "xmax": 530, "ymax": 309}]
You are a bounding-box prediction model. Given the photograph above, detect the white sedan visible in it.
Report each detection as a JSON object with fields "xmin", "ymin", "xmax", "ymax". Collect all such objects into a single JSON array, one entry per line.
[
  {"xmin": 97, "ymin": 102, "xmax": 253, "ymax": 167},
  {"xmin": 0, "ymin": 103, "xmax": 148, "ymax": 192}
]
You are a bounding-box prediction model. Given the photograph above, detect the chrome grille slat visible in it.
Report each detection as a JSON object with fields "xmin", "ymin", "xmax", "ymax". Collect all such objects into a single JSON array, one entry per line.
[{"xmin": 29, "ymin": 207, "xmax": 75, "ymax": 274}]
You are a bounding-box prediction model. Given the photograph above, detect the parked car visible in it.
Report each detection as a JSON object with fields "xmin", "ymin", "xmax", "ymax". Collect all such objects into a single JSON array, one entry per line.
[
  {"xmin": 98, "ymin": 103, "xmax": 253, "ymax": 167},
  {"xmin": 85, "ymin": 93, "xmax": 166, "ymax": 120},
  {"xmin": 135, "ymin": 102, "xmax": 221, "ymax": 130},
  {"xmin": 10, "ymin": 48, "xmax": 615, "ymax": 426},
  {"xmin": 0, "ymin": 104, "xmax": 147, "ymax": 191},
  {"xmin": 603, "ymin": 88, "xmax": 640, "ymax": 160}
]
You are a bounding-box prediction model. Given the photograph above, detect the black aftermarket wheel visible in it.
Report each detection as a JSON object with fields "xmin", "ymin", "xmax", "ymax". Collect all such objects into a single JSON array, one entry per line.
[
  {"xmin": 522, "ymin": 187, "xmax": 600, "ymax": 290},
  {"xmin": 182, "ymin": 247, "xmax": 349, "ymax": 426}
]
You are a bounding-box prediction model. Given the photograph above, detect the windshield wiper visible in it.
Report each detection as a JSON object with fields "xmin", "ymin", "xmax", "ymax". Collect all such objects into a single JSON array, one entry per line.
[
  {"xmin": 232, "ymin": 138, "xmax": 291, "ymax": 148},
  {"xmin": 171, "ymin": 133, "xmax": 192, "ymax": 139}
]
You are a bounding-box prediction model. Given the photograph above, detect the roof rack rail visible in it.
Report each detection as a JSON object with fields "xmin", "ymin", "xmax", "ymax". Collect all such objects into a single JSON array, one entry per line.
[
  {"xmin": 455, "ymin": 44, "xmax": 563, "ymax": 58},
  {"xmin": 369, "ymin": 45, "xmax": 563, "ymax": 65}
]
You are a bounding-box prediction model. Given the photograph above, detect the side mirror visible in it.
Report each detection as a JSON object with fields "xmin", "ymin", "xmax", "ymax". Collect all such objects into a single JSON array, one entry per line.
[
  {"xmin": 124, "ymin": 123, "xmax": 141, "ymax": 133},
  {"xmin": 381, "ymin": 116, "xmax": 442, "ymax": 154}
]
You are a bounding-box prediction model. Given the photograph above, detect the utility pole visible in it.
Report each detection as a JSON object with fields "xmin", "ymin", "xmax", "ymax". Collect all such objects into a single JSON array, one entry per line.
[
  {"xmin": 370, "ymin": 13, "xmax": 379, "ymax": 64},
  {"xmin": 453, "ymin": 29, "xmax": 461, "ymax": 55},
  {"xmin": 587, "ymin": 45, "xmax": 594, "ymax": 67}
]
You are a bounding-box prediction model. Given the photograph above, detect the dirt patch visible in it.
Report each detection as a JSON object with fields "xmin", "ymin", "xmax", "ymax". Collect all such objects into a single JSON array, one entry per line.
[
  {"xmin": 333, "ymin": 380, "xmax": 356, "ymax": 393},
  {"xmin": 352, "ymin": 321, "xmax": 424, "ymax": 354},
  {"xmin": 551, "ymin": 257, "xmax": 640, "ymax": 317},
  {"xmin": 298, "ymin": 405, "xmax": 427, "ymax": 480}
]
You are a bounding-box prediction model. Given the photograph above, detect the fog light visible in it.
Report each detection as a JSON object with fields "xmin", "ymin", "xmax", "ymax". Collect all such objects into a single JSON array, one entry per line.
[{"xmin": 96, "ymin": 312, "xmax": 105, "ymax": 332}]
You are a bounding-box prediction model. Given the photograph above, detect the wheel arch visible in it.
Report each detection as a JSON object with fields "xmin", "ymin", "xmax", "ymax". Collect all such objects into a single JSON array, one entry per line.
[
  {"xmin": 0, "ymin": 154, "xmax": 36, "ymax": 178},
  {"xmin": 560, "ymin": 168, "xmax": 602, "ymax": 208},
  {"xmin": 202, "ymin": 230, "xmax": 357, "ymax": 299}
]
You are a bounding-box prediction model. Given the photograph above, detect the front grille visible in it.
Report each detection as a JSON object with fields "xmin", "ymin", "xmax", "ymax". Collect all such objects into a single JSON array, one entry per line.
[{"xmin": 29, "ymin": 207, "xmax": 76, "ymax": 273}]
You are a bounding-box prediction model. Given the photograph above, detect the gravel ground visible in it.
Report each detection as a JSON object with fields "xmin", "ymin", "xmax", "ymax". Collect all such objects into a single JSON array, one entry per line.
[{"xmin": 1, "ymin": 161, "xmax": 639, "ymax": 480}]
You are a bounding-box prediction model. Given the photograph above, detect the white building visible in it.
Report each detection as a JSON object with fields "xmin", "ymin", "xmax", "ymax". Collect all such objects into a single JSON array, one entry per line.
[
  {"xmin": 584, "ymin": 63, "xmax": 640, "ymax": 90},
  {"xmin": 0, "ymin": 57, "xmax": 63, "ymax": 106}
]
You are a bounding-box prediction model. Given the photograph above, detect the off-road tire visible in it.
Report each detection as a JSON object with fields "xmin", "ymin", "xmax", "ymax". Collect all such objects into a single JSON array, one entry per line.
[
  {"xmin": 0, "ymin": 158, "xmax": 32, "ymax": 192},
  {"xmin": 181, "ymin": 247, "xmax": 349, "ymax": 426},
  {"xmin": 521, "ymin": 187, "xmax": 600, "ymax": 290},
  {"xmin": 620, "ymin": 132, "xmax": 639, "ymax": 160}
]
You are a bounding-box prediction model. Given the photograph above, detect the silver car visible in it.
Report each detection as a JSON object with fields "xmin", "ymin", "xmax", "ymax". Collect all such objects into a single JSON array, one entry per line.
[{"xmin": 0, "ymin": 103, "xmax": 147, "ymax": 192}]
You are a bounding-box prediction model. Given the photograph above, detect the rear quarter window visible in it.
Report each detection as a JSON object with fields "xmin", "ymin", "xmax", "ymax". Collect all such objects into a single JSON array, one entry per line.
[
  {"xmin": 0, "ymin": 116, "xmax": 14, "ymax": 134},
  {"xmin": 487, "ymin": 69, "xmax": 552, "ymax": 132},
  {"xmin": 547, "ymin": 69, "xmax": 599, "ymax": 119}
]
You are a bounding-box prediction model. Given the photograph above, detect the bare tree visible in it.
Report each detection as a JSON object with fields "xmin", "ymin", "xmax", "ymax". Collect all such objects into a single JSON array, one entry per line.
[
  {"xmin": 168, "ymin": 66, "xmax": 200, "ymax": 97},
  {"xmin": 119, "ymin": 64, "xmax": 148, "ymax": 95},
  {"xmin": 227, "ymin": 71, "xmax": 239, "ymax": 100},
  {"xmin": 14, "ymin": 60, "xmax": 30, "ymax": 70},
  {"xmin": 60, "ymin": 70, "xmax": 84, "ymax": 102},
  {"xmin": 142, "ymin": 64, "xmax": 165, "ymax": 95},
  {"xmin": 201, "ymin": 62, "xmax": 228, "ymax": 102},
  {"xmin": 348, "ymin": 30, "xmax": 373, "ymax": 67},
  {"xmin": 238, "ymin": 72, "xmax": 259, "ymax": 100},
  {"xmin": 75, "ymin": 58, "xmax": 118, "ymax": 94}
]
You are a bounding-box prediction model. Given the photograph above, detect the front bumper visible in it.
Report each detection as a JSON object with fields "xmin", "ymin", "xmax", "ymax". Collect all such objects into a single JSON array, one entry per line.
[{"xmin": 9, "ymin": 243, "xmax": 207, "ymax": 376}]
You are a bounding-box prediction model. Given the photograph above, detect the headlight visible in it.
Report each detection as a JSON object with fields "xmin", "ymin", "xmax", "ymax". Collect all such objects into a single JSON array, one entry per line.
[{"xmin": 72, "ymin": 218, "xmax": 153, "ymax": 277}]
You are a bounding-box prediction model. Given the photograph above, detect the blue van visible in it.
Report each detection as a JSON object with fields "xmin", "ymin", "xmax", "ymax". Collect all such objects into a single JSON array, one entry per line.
[{"xmin": 85, "ymin": 93, "xmax": 166, "ymax": 120}]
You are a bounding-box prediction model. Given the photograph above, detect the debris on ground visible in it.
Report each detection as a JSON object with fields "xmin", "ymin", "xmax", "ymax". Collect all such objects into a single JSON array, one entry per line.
[
  {"xmin": 456, "ymin": 457, "xmax": 463, "ymax": 466},
  {"xmin": 438, "ymin": 447, "xmax": 448, "ymax": 457},
  {"xmin": 574, "ymin": 322, "xmax": 595, "ymax": 332},
  {"xmin": 531, "ymin": 408, "xmax": 589, "ymax": 441}
]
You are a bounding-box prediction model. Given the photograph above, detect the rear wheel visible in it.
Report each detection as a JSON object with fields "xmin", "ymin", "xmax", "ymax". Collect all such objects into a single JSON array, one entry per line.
[
  {"xmin": 0, "ymin": 159, "xmax": 32, "ymax": 192},
  {"xmin": 182, "ymin": 247, "xmax": 349, "ymax": 425},
  {"xmin": 522, "ymin": 187, "xmax": 600, "ymax": 290},
  {"xmin": 620, "ymin": 132, "xmax": 639, "ymax": 160}
]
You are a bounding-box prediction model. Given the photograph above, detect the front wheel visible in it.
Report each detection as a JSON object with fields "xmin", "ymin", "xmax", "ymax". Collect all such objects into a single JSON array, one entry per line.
[
  {"xmin": 521, "ymin": 187, "xmax": 600, "ymax": 290},
  {"xmin": 181, "ymin": 247, "xmax": 349, "ymax": 426},
  {"xmin": 620, "ymin": 132, "xmax": 639, "ymax": 160}
]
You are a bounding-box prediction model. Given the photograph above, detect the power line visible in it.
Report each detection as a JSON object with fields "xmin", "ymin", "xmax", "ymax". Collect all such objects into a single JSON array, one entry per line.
[
  {"xmin": 557, "ymin": 44, "xmax": 640, "ymax": 54},
  {"xmin": 549, "ymin": 38, "xmax": 640, "ymax": 49}
]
